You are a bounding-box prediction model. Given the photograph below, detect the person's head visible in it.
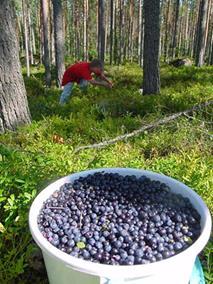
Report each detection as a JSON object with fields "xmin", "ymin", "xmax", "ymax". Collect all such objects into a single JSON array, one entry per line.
[{"xmin": 89, "ymin": 59, "xmax": 104, "ymax": 75}]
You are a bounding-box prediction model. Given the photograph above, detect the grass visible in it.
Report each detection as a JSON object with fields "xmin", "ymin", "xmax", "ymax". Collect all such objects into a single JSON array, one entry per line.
[{"xmin": 0, "ymin": 63, "xmax": 212, "ymax": 283}]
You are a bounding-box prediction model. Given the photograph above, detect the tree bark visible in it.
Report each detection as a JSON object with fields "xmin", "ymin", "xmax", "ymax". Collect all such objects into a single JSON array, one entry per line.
[
  {"xmin": 83, "ymin": 0, "xmax": 88, "ymax": 60},
  {"xmin": 49, "ymin": 1, "xmax": 55, "ymax": 65},
  {"xmin": 143, "ymin": 0, "xmax": 160, "ymax": 95},
  {"xmin": 183, "ymin": 1, "xmax": 189, "ymax": 56},
  {"xmin": 195, "ymin": 0, "xmax": 209, "ymax": 66},
  {"xmin": 105, "ymin": 0, "xmax": 109, "ymax": 57},
  {"xmin": 138, "ymin": 0, "xmax": 143, "ymax": 65},
  {"xmin": 204, "ymin": 0, "xmax": 212, "ymax": 60},
  {"xmin": 98, "ymin": 0, "xmax": 105, "ymax": 62},
  {"xmin": 41, "ymin": 0, "xmax": 51, "ymax": 86},
  {"xmin": 163, "ymin": 0, "xmax": 171, "ymax": 62},
  {"xmin": 22, "ymin": 0, "xmax": 30, "ymax": 77},
  {"xmin": 113, "ymin": 0, "xmax": 118, "ymax": 64},
  {"xmin": 52, "ymin": 0, "xmax": 65, "ymax": 86},
  {"xmin": 118, "ymin": 0, "xmax": 124, "ymax": 64},
  {"xmin": 210, "ymin": 33, "xmax": 213, "ymax": 65},
  {"xmin": 171, "ymin": 0, "xmax": 180, "ymax": 59},
  {"xmin": 28, "ymin": 6, "xmax": 34, "ymax": 65},
  {"xmin": 129, "ymin": 0, "xmax": 134, "ymax": 62},
  {"xmin": 110, "ymin": 0, "xmax": 114, "ymax": 64},
  {"xmin": 0, "ymin": 0, "xmax": 31, "ymax": 133}
]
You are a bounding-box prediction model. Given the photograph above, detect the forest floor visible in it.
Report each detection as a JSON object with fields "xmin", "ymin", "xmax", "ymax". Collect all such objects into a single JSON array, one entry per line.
[{"xmin": 0, "ymin": 63, "xmax": 212, "ymax": 283}]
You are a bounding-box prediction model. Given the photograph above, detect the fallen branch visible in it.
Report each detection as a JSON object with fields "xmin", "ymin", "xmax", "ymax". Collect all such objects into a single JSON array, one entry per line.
[{"xmin": 74, "ymin": 101, "xmax": 213, "ymax": 153}]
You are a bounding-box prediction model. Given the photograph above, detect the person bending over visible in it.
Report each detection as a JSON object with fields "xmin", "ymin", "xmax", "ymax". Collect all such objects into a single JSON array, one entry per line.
[{"xmin": 60, "ymin": 59, "xmax": 113, "ymax": 104}]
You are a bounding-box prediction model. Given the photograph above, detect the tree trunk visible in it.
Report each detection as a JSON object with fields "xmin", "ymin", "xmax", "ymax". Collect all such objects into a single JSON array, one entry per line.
[
  {"xmin": 210, "ymin": 32, "xmax": 213, "ymax": 65},
  {"xmin": 22, "ymin": 0, "xmax": 30, "ymax": 77},
  {"xmin": 0, "ymin": 0, "xmax": 31, "ymax": 133},
  {"xmin": 83, "ymin": 0, "xmax": 88, "ymax": 60},
  {"xmin": 17, "ymin": 15, "xmax": 24, "ymax": 56},
  {"xmin": 32, "ymin": 19, "xmax": 36, "ymax": 56},
  {"xmin": 195, "ymin": 0, "xmax": 209, "ymax": 66},
  {"xmin": 129, "ymin": 0, "xmax": 134, "ymax": 62},
  {"xmin": 176, "ymin": 8, "xmax": 182, "ymax": 58},
  {"xmin": 110, "ymin": 0, "xmax": 114, "ymax": 64},
  {"xmin": 138, "ymin": 0, "xmax": 142, "ymax": 65},
  {"xmin": 39, "ymin": 4, "xmax": 43, "ymax": 64},
  {"xmin": 140, "ymin": 6, "xmax": 145, "ymax": 67},
  {"xmin": 28, "ymin": 7, "xmax": 34, "ymax": 65},
  {"xmin": 41, "ymin": 0, "xmax": 51, "ymax": 86},
  {"xmin": 52, "ymin": 0, "xmax": 65, "ymax": 86},
  {"xmin": 50, "ymin": 1, "xmax": 56, "ymax": 65},
  {"xmin": 207, "ymin": 2, "xmax": 213, "ymax": 64},
  {"xmin": 105, "ymin": 0, "xmax": 109, "ymax": 57},
  {"xmin": 143, "ymin": 0, "xmax": 160, "ymax": 95},
  {"xmin": 191, "ymin": 1, "xmax": 200, "ymax": 58},
  {"xmin": 184, "ymin": 1, "xmax": 189, "ymax": 56},
  {"xmin": 73, "ymin": 1, "xmax": 78, "ymax": 60},
  {"xmin": 114, "ymin": 0, "xmax": 118, "ymax": 64},
  {"xmin": 171, "ymin": 0, "xmax": 180, "ymax": 59},
  {"xmin": 204, "ymin": 0, "xmax": 211, "ymax": 60},
  {"xmin": 164, "ymin": 0, "xmax": 171, "ymax": 62},
  {"xmin": 118, "ymin": 0, "xmax": 124, "ymax": 64},
  {"xmin": 98, "ymin": 0, "xmax": 105, "ymax": 62}
]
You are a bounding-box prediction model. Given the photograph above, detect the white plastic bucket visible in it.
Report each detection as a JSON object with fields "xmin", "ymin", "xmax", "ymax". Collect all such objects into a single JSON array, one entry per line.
[{"xmin": 29, "ymin": 168, "xmax": 212, "ymax": 284}]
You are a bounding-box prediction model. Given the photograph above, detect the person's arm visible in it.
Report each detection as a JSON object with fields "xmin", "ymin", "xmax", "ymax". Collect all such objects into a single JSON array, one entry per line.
[
  {"xmin": 89, "ymin": 79, "xmax": 112, "ymax": 88},
  {"xmin": 99, "ymin": 72, "xmax": 113, "ymax": 86}
]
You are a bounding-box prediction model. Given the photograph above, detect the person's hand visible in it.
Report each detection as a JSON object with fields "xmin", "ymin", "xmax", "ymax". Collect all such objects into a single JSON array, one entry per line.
[{"xmin": 108, "ymin": 82, "xmax": 113, "ymax": 88}]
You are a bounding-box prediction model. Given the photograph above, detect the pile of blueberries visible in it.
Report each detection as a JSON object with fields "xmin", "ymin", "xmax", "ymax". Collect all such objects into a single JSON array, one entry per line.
[{"xmin": 38, "ymin": 172, "xmax": 201, "ymax": 265}]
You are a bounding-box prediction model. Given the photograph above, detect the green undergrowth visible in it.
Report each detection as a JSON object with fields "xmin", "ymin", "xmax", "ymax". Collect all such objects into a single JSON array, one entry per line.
[{"xmin": 0, "ymin": 63, "xmax": 212, "ymax": 283}]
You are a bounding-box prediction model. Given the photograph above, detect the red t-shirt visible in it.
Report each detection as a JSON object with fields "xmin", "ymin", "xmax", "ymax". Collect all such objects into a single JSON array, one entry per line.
[{"xmin": 62, "ymin": 62, "xmax": 93, "ymax": 86}]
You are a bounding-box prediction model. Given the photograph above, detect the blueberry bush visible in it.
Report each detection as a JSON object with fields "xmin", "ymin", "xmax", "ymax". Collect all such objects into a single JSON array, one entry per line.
[{"xmin": 0, "ymin": 63, "xmax": 212, "ymax": 283}]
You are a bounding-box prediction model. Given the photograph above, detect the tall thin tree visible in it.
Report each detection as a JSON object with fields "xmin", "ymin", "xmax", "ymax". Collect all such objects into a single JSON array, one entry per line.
[
  {"xmin": 143, "ymin": 0, "xmax": 160, "ymax": 95},
  {"xmin": 22, "ymin": 0, "xmax": 30, "ymax": 77},
  {"xmin": 171, "ymin": 0, "xmax": 180, "ymax": 58},
  {"xmin": 195, "ymin": 0, "xmax": 209, "ymax": 66},
  {"xmin": 0, "ymin": 0, "xmax": 31, "ymax": 133},
  {"xmin": 119, "ymin": 0, "xmax": 124, "ymax": 64},
  {"xmin": 110, "ymin": 0, "xmax": 114, "ymax": 64},
  {"xmin": 114, "ymin": 0, "xmax": 118, "ymax": 64},
  {"xmin": 52, "ymin": 0, "xmax": 65, "ymax": 86},
  {"xmin": 98, "ymin": 0, "xmax": 105, "ymax": 62},
  {"xmin": 83, "ymin": 0, "xmax": 88, "ymax": 60},
  {"xmin": 138, "ymin": 0, "xmax": 143, "ymax": 66},
  {"xmin": 164, "ymin": 0, "xmax": 171, "ymax": 62},
  {"xmin": 41, "ymin": 0, "xmax": 51, "ymax": 86}
]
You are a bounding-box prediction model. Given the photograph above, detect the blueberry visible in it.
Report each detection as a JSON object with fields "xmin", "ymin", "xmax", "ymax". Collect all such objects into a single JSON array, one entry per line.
[
  {"xmin": 68, "ymin": 239, "xmax": 75, "ymax": 247},
  {"xmin": 152, "ymin": 215, "xmax": 161, "ymax": 223},
  {"xmin": 88, "ymin": 238, "xmax": 95, "ymax": 246},
  {"xmin": 38, "ymin": 172, "xmax": 201, "ymax": 265},
  {"xmin": 174, "ymin": 242, "xmax": 183, "ymax": 251},
  {"xmin": 95, "ymin": 242, "xmax": 103, "ymax": 249},
  {"xmin": 120, "ymin": 230, "xmax": 128, "ymax": 237},
  {"xmin": 105, "ymin": 244, "xmax": 112, "ymax": 252},
  {"xmin": 82, "ymin": 249, "xmax": 90, "ymax": 259},
  {"xmin": 61, "ymin": 236, "xmax": 68, "ymax": 244},
  {"xmin": 135, "ymin": 249, "xmax": 144, "ymax": 258},
  {"xmin": 120, "ymin": 250, "xmax": 128, "ymax": 259},
  {"xmin": 162, "ymin": 250, "xmax": 171, "ymax": 258},
  {"xmin": 113, "ymin": 240, "xmax": 122, "ymax": 249},
  {"xmin": 126, "ymin": 255, "xmax": 135, "ymax": 265}
]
